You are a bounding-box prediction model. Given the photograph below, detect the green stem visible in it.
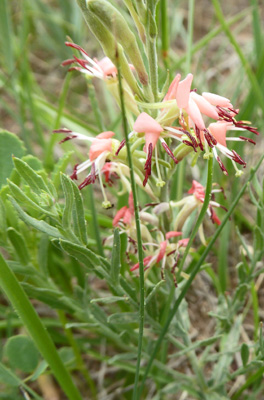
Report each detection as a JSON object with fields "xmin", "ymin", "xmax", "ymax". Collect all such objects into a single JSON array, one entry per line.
[
  {"xmin": 116, "ymin": 50, "xmax": 145, "ymax": 400},
  {"xmin": 0, "ymin": 254, "xmax": 82, "ymax": 400},
  {"xmin": 178, "ymin": 154, "xmax": 214, "ymax": 275},
  {"xmin": 138, "ymin": 154, "xmax": 264, "ymax": 396}
]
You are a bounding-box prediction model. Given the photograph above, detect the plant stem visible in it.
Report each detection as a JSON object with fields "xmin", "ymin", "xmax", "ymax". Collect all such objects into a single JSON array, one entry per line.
[
  {"xmin": 116, "ymin": 51, "xmax": 145, "ymax": 400},
  {"xmin": 138, "ymin": 154, "xmax": 264, "ymax": 396},
  {"xmin": 0, "ymin": 254, "xmax": 82, "ymax": 400},
  {"xmin": 160, "ymin": 0, "xmax": 169, "ymax": 66}
]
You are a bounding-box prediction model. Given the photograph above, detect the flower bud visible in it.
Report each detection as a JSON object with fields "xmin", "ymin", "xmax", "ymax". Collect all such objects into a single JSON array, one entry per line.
[
  {"xmin": 76, "ymin": 0, "xmax": 141, "ymax": 97},
  {"xmin": 87, "ymin": 0, "xmax": 149, "ymax": 87}
]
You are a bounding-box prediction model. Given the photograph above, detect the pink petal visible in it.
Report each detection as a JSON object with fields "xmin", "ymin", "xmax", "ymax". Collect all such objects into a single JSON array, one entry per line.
[
  {"xmin": 176, "ymin": 73, "xmax": 193, "ymax": 109},
  {"xmin": 96, "ymin": 131, "xmax": 115, "ymax": 139},
  {"xmin": 202, "ymin": 92, "xmax": 232, "ymax": 108},
  {"xmin": 178, "ymin": 238, "xmax": 189, "ymax": 247},
  {"xmin": 133, "ymin": 113, "xmax": 163, "ymax": 135},
  {"xmin": 156, "ymin": 241, "xmax": 167, "ymax": 263},
  {"xmin": 97, "ymin": 57, "xmax": 117, "ymax": 76},
  {"xmin": 89, "ymin": 139, "xmax": 112, "ymax": 161},
  {"xmin": 165, "ymin": 231, "xmax": 182, "ymax": 239},
  {"xmin": 188, "ymin": 180, "xmax": 205, "ymax": 201},
  {"xmin": 186, "ymin": 97, "xmax": 205, "ymax": 130},
  {"xmin": 113, "ymin": 207, "xmax": 127, "ymax": 226},
  {"xmin": 123, "ymin": 209, "xmax": 133, "ymax": 225},
  {"xmin": 144, "ymin": 131, "xmax": 160, "ymax": 152},
  {"xmin": 164, "ymin": 74, "xmax": 181, "ymax": 101},
  {"xmin": 190, "ymin": 92, "xmax": 219, "ymax": 120},
  {"xmin": 208, "ymin": 122, "xmax": 228, "ymax": 147},
  {"xmin": 211, "ymin": 209, "xmax": 221, "ymax": 225}
]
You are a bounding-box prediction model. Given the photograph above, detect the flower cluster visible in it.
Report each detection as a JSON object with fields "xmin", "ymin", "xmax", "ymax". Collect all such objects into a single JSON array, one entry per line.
[{"xmin": 56, "ymin": 40, "xmax": 259, "ymax": 280}]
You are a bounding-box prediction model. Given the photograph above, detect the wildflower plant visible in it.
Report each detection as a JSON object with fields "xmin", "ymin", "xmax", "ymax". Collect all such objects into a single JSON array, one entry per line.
[{"xmin": 0, "ymin": 1, "xmax": 264, "ymax": 400}]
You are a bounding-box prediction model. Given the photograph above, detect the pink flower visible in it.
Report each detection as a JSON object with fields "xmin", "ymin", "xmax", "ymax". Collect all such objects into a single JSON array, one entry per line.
[
  {"xmin": 53, "ymin": 128, "xmax": 122, "ymax": 207},
  {"xmin": 163, "ymin": 73, "xmax": 258, "ymax": 175},
  {"xmin": 132, "ymin": 112, "xmax": 178, "ymax": 186},
  {"xmin": 113, "ymin": 192, "xmax": 134, "ymax": 227},
  {"xmin": 62, "ymin": 42, "xmax": 118, "ymax": 79}
]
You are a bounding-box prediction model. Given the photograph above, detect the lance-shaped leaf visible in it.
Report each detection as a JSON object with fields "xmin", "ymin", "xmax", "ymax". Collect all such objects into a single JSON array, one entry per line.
[{"xmin": 0, "ymin": 131, "xmax": 25, "ymax": 187}]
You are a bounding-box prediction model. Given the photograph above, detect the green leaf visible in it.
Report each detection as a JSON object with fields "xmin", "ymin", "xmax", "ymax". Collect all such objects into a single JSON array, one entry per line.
[
  {"xmin": 9, "ymin": 196, "xmax": 62, "ymax": 238},
  {"xmin": 13, "ymin": 157, "xmax": 51, "ymax": 196},
  {"xmin": 61, "ymin": 173, "xmax": 74, "ymax": 229},
  {"xmin": 4, "ymin": 335, "xmax": 39, "ymax": 373},
  {"xmin": 58, "ymin": 239, "xmax": 107, "ymax": 279},
  {"xmin": 108, "ymin": 312, "xmax": 139, "ymax": 324},
  {"xmin": 241, "ymin": 343, "xmax": 250, "ymax": 367},
  {"xmin": 111, "ymin": 228, "xmax": 120, "ymax": 284},
  {"xmin": 91, "ymin": 296, "xmax": 128, "ymax": 304},
  {"xmin": 7, "ymin": 228, "xmax": 30, "ymax": 265},
  {"xmin": 21, "ymin": 283, "xmax": 75, "ymax": 311},
  {"xmin": 71, "ymin": 180, "xmax": 87, "ymax": 244},
  {"xmin": 0, "ymin": 131, "xmax": 25, "ymax": 187},
  {"xmin": 7, "ymin": 180, "xmax": 58, "ymax": 219},
  {"xmin": 22, "ymin": 154, "xmax": 43, "ymax": 171}
]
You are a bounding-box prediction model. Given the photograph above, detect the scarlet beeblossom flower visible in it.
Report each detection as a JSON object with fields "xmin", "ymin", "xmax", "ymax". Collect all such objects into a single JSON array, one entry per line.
[
  {"xmin": 62, "ymin": 42, "xmax": 118, "ymax": 80},
  {"xmin": 115, "ymin": 112, "xmax": 179, "ymax": 187},
  {"xmin": 54, "ymin": 128, "xmax": 124, "ymax": 208},
  {"xmin": 163, "ymin": 73, "xmax": 258, "ymax": 176}
]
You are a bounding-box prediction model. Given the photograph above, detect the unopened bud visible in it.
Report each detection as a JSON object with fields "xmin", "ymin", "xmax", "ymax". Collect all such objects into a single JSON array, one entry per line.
[
  {"xmin": 87, "ymin": 0, "xmax": 149, "ymax": 87},
  {"xmin": 76, "ymin": 0, "xmax": 141, "ymax": 97}
]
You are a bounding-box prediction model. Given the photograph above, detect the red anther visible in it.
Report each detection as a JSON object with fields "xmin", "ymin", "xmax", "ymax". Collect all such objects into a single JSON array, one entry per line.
[
  {"xmin": 239, "ymin": 136, "xmax": 256, "ymax": 145},
  {"xmin": 78, "ymin": 176, "xmax": 92, "ymax": 190},
  {"xmin": 228, "ymin": 107, "xmax": 239, "ymax": 115},
  {"xmin": 161, "ymin": 141, "xmax": 178, "ymax": 164},
  {"xmin": 185, "ymin": 130, "xmax": 198, "ymax": 148},
  {"xmin": 115, "ymin": 139, "xmax": 126, "ymax": 155},
  {"xmin": 182, "ymin": 140, "xmax": 197, "ymax": 151},
  {"xmin": 217, "ymin": 156, "xmax": 228, "ymax": 175},
  {"xmin": 204, "ymin": 129, "xmax": 217, "ymax": 146},
  {"xmin": 204, "ymin": 132, "xmax": 214, "ymax": 148},
  {"xmin": 232, "ymin": 151, "xmax": 246, "ymax": 167},
  {"xmin": 59, "ymin": 135, "xmax": 77, "ymax": 144},
  {"xmin": 53, "ymin": 128, "xmax": 72, "ymax": 134},
  {"xmin": 61, "ymin": 58, "xmax": 75, "ymax": 66},
  {"xmin": 195, "ymin": 125, "xmax": 204, "ymax": 151},
  {"xmin": 70, "ymin": 164, "xmax": 79, "ymax": 180},
  {"xmin": 65, "ymin": 42, "xmax": 90, "ymax": 58},
  {"xmin": 143, "ymin": 143, "xmax": 153, "ymax": 186},
  {"xmin": 144, "ymin": 202, "xmax": 160, "ymax": 207},
  {"xmin": 73, "ymin": 56, "xmax": 89, "ymax": 70}
]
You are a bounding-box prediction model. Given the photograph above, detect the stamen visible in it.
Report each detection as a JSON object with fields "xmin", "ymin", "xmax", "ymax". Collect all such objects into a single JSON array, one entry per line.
[
  {"xmin": 195, "ymin": 125, "xmax": 204, "ymax": 151},
  {"xmin": 231, "ymin": 151, "xmax": 246, "ymax": 167},
  {"xmin": 61, "ymin": 59, "xmax": 75, "ymax": 66},
  {"xmin": 217, "ymin": 156, "xmax": 228, "ymax": 175},
  {"xmin": 143, "ymin": 143, "xmax": 153, "ymax": 187},
  {"xmin": 182, "ymin": 140, "xmax": 197, "ymax": 151},
  {"xmin": 115, "ymin": 139, "xmax": 126, "ymax": 155},
  {"xmin": 59, "ymin": 135, "xmax": 77, "ymax": 144},
  {"xmin": 160, "ymin": 139, "xmax": 178, "ymax": 164},
  {"xmin": 239, "ymin": 136, "xmax": 256, "ymax": 145},
  {"xmin": 70, "ymin": 164, "xmax": 79, "ymax": 180}
]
